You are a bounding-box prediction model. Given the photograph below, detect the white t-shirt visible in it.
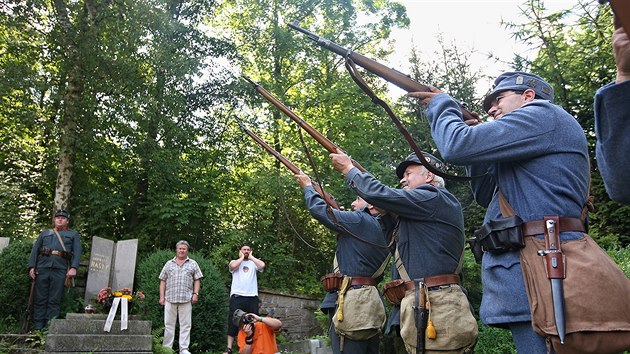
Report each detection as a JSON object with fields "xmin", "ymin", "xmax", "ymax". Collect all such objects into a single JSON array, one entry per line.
[{"xmin": 229, "ymin": 259, "xmax": 261, "ymax": 296}]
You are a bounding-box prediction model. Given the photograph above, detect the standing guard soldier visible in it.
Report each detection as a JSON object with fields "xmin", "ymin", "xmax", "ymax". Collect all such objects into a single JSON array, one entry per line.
[{"xmin": 27, "ymin": 210, "xmax": 82, "ymax": 330}]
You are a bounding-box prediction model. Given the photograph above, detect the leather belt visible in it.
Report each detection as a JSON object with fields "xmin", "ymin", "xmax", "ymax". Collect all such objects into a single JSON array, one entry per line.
[
  {"xmin": 39, "ymin": 247, "xmax": 71, "ymax": 260},
  {"xmin": 350, "ymin": 276, "xmax": 377, "ymax": 286},
  {"xmin": 522, "ymin": 217, "xmax": 584, "ymax": 236},
  {"xmin": 403, "ymin": 273, "xmax": 461, "ymax": 291}
]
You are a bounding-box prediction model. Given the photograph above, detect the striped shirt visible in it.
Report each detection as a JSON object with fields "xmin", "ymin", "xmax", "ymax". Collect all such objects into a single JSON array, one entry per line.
[{"xmin": 159, "ymin": 257, "xmax": 203, "ymax": 304}]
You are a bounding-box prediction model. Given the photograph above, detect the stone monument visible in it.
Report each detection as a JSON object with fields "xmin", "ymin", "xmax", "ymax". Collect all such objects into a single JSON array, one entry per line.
[
  {"xmin": 84, "ymin": 236, "xmax": 138, "ymax": 304},
  {"xmin": 0, "ymin": 237, "xmax": 9, "ymax": 253}
]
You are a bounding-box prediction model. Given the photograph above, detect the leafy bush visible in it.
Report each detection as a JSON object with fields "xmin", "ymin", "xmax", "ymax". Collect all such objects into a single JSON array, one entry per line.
[
  {"xmin": 0, "ymin": 241, "xmax": 39, "ymax": 332},
  {"xmin": 0, "ymin": 240, "xmax": 82, "ymax": 333},
  {"xmin": 608, "ymin": 244, "xmax": 630, "ymax": 277},
  {"xmin": 475, "ymin": 322, "xmax": 516, "ymax": 354},
  {"xmin": 135, "ymin": 249, "xmax": 228, "ymax": 352}
]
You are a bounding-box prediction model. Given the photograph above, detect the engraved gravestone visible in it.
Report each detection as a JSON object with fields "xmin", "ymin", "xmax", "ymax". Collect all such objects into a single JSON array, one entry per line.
[
  {"xmin": 85, "ymin": 236, "xmax": 114, "ymax": 303},
  {"xmin": 84, "ymin": 237, "xmax": 139, "ymax": 304},
  {"xmin": 110, "ymin": 239, "xmax": 138, "ymax": 291},
  {"xmin": 0, "ymin": 237, "xmax": 9, "ymax": 253}
]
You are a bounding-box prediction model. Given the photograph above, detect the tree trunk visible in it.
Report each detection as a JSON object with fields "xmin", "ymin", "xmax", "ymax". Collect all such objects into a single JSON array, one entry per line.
[{"xmin": 51, "ymin": 0, "xmax": 87, "ymax": 213}]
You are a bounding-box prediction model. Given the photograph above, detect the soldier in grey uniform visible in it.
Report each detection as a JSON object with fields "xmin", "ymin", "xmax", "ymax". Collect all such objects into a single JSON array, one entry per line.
[
  {"xmin": 295, "ymin": 173, "xmax": 393, "ymax": 353},
  {"xmin": 27, "ymin": 210, "xmax": 82, "ymax": 330}
]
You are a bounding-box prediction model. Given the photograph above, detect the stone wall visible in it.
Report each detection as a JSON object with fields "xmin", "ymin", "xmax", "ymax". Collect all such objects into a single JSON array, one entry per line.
[{"xmin": 258, "ymin": 288, "xmax": 324, "ymax": 341}]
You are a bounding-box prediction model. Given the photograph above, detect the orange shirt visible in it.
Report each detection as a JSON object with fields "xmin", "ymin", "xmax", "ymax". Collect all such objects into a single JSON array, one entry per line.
[{"xmin": 237, "ymin": 321, "xmax": 279, "ymax": 354}]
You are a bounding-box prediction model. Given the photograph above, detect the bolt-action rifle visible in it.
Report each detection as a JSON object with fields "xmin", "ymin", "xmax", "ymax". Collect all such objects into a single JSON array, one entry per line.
[
  {"xmin": 600, "ymin": 0, "xmax": 630, "ymax": 37},
  {"xmin": 21, "ymin": 278, "xmax": 36, "ymax": 333},
  {"xmin": 237, "ymin": 121, "xmax": 340, "ymax": 210},
  {"xmin": 242, "ymin": 75, "xmax": 366, "ymax": 173},
  {"xmin": 287, "ymin": 22, "xmax": 478, "ymax": 123}
]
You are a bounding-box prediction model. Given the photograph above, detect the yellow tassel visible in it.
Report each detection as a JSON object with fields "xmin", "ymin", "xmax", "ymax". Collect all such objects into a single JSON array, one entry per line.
[
  {"xmin": 426, "ymin": 319, "xmax": 437, "ymax": 339},
  {"xmin": 336, "ymin": 277, "xmax": 351, "ymax": 322},
  {"xmin": 425, "ymin": 288, "xmax": 437, "ymax": 340}
]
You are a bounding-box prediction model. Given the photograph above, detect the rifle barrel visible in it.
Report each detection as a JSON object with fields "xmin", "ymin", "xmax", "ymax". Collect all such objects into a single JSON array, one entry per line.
[
  {"xmin": 239, "ymin": 124, "xmax": 301, "ymax": 175},
  {"xmin": 242, "ymin": 75, "xmax": 367, "ymax": 172},
  {"xmin": 237, "ymin": 122, "xmax": 340, "ymax": 209},
  {"xmin": 288, "ymin": 22, "xmax": 478, "ymax": 121}
]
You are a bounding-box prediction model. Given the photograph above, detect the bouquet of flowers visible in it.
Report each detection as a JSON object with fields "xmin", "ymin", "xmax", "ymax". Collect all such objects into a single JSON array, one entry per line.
[{"xmin": 95, "ymin": 287, "xmax": 146, "ymax": 314}]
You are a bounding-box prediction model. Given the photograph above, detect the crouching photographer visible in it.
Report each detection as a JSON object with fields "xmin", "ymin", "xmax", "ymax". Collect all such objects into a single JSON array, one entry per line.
[{"xmin": 232, "ymin": 309, "xmax": 283, "ymax": 354}]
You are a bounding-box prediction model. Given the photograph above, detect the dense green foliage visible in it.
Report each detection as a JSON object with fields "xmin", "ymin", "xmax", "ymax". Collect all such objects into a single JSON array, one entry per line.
[
  {"xmin": 135, "ymin": 248, "xmax": 228, "ymax": 352},
  {"xmin": 0, "ymin": 241, "xmax": 34, "ymax": 332}
]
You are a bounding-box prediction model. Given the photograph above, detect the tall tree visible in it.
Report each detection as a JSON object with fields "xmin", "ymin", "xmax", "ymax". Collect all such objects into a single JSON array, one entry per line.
[{"xmin": 0, "ymin": 0, "xmax": 238, "ymax": 247}]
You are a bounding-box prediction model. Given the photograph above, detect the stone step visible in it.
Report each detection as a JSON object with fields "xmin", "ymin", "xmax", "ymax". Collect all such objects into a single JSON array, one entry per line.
[
  {"xmin": 49, "ymin": 317, "xmax": 151, "ymax": 335},
  {"xmin": 65, "ymin": 313, "xmax": 143, "ymax": 321},
  {"xmin": 46, "ymin": 352, "xmax": 152, "ymax": 354},
  {"xmin": 45, "ymin": 333, "xmax": 152, "ymax": 352}
]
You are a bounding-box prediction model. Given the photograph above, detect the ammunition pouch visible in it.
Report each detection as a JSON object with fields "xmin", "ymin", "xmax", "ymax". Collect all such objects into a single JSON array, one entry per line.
[
  {"xmin": 320, "ymin": 273, "xmax": 343, "ymax": 293},
  {"xmin": 382, "ymin": 279, "xmax": 406, "ymax": 305},
  {"xmin": 469, "ymin": 215, "xmax": 525, "ymax": 263}
]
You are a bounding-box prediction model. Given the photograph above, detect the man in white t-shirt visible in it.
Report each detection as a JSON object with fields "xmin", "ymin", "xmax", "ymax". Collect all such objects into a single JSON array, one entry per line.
[{"xmin": 223, "ymin": 243, "xmax": 265, "ymax": 354}]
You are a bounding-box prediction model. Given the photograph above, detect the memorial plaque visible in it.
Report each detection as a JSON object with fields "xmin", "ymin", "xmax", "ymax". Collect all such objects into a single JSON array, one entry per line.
[
  {"xmin": 0, "ymin": 237, "xmax": 9, "ymax": 253},
  {"xmin": 110, "ymin": 239, "xmax": 138, "ymax": 291},
  {"xmin": 84, "ymin": 236, "xmax": 114, "ymax": 303}
]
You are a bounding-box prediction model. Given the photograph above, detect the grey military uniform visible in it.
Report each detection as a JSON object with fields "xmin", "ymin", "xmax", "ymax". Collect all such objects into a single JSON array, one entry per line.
[{"xmin": 27, "ymin": 228, "xmax": 81, "ymax": 329}]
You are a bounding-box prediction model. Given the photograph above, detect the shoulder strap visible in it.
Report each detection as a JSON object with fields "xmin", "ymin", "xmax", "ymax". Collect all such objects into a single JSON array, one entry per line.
[
  {"xmin": 52, "ymin": 229, "xmax": 67, "ymax": 252},
  {"xmin": 498, "ymin": 191, "xmax": 516, "ymax": 217},
  {"xmin": 333, "ymin": 250, "xmax": 391, "ymax": 279},
  {"xmin": 394, "ymin": 247, "xmax": 412, "ymax": 282},
  {"xmin": 371, "ymin": 254, "xmax": 392, "ymax": 279}
]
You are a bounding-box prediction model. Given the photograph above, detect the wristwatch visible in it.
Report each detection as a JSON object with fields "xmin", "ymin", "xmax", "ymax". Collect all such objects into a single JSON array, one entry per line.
[{"xmin": 193, "ymin": 292, "xmax": 199, "ymax": 295}]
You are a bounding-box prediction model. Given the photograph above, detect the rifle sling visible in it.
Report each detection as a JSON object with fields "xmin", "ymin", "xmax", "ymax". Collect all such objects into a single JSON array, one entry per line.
[
  {"xmin": 297, "ymin": 127, "xmax": 340, "ymax": 223},
  {"xmin": 343, "ymin": 57, "xmax": 482, "ymax": 181}
]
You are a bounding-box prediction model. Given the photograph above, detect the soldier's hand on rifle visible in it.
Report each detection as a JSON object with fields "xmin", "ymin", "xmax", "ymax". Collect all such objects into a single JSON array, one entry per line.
[
  {"xmin": 67, "ymin": 267, "xmax": 77, "ymax": 278},
  {"xmin": 464, "ymin": 111, "xmax": 483, "ymax": 126},
  {"xmin": 28, "ymin": 267, "xmax": 37, "ymax": 280},
  {"xmin": 295, "ymin": 173, "xmax": 312, "ymax": 188},
  {"xmin": 330, "ymin": 149, "xmax": 354, "ymax": 176},
  {"xmin": 613, "ymin": 27, "xmax": 630, "ymax": 83},
  {"xmin": 407, "ymin": 85, "xmax": 443, "ymax": 108}
]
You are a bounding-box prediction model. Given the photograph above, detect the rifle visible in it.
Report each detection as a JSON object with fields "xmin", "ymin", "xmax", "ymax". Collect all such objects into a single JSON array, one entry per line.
[
  {"xmin": 242, "ymin": 75, "xmax": 367, "ymax": 173},
  {"xmin": 601, "ymin": 0, "xmax": 630, "ymax": 37},
  {"xmin": 237, "ymin": 121, "xmax": 340, "ymax": 210},
  {"xmin": 21, "ymin": 278, "xmax": 36, "ymax": 333},
  {"xmin": 288, "ymin": 22, "xmax": 478, "ymax": 122}
]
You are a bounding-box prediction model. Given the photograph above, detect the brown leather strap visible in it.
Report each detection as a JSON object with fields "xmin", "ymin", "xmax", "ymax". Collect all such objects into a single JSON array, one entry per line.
[
  {"xmin": 425, "ymin": 273, "xmax": 461, "ymax": 288},
  {"xmin": 39, "ymin": 247, "xmax": 72, "ymax": 260},
  {"xmin": 522, "ymin": 217, "xmax": 585, "ymax": 236},
  {"xmin": 403, "ymin": 273, "xmax": 461, "ymax": 291},
  {"xmin": 350, "ymin": 276, "xmax": 377, "ymax": 286}
]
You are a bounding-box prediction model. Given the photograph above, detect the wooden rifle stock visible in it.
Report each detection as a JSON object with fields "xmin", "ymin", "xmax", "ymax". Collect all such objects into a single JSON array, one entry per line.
[
  {"xmin": 288, "ymin": 22, "xmax": 478, "ymax": 122},
  {"xmin": 242, "ymin": 76, "xmax": 367, "ymax": 173},
  {"xmin": 238, "ymin": 122, "xmax": 340, "ymax": 210},
  {"xmin": 22, "ymin": 278, "xmax": 36, "ymax": 333},
  {"xmin": 607, "ymin": 0, "xmax": 630, "ymax": 37}
]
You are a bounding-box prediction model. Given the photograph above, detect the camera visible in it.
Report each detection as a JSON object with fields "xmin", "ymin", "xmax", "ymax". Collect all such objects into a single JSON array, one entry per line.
[{"xmin": 242, "ymin": 314, "xmax": 255, "ymax": 325}]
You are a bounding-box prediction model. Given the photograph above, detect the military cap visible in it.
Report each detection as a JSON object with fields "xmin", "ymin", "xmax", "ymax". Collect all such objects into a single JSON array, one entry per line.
[
  {"xmin": 482, "ymin": 71, "xmax": 554, "ymax": 112},
  {"xmin": 54, "ymin": 210, "xmax": 70, "ymax": 218},
  {"xmin": 396, "ymin": 152, "xmax": 446, "ymax": 179}
]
